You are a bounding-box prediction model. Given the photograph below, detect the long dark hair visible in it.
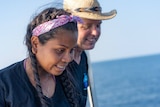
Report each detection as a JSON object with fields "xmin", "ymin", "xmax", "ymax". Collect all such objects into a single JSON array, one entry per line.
[{"xmin": 25, "ymin": 7, "xmax": 78, "ymax": 107}]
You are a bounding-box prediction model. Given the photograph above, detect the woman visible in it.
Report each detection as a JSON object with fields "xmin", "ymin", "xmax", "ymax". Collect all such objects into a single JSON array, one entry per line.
[{"xmin": 0, "ymin": 7, "xmax": 82, "ymax": 107}]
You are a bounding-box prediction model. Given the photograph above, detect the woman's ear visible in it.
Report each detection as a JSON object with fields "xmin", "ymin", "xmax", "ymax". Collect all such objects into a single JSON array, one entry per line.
[{"xmin": 31, "ymin": 36, "xmax": 39, "ymax": 54}]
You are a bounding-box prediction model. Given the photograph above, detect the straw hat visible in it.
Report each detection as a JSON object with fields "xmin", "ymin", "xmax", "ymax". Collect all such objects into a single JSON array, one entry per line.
[{"xmin": 63, "ymin": 0, "xmax": 117, "ymax": 20}]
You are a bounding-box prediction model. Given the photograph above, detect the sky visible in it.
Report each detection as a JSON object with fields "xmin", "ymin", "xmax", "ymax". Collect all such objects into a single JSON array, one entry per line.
[{"xmin": 0, "ymin": 0, "xmax": 160, "ymax": 69}]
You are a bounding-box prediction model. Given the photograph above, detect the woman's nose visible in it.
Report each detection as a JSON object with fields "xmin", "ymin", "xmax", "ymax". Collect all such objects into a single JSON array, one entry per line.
[{"xmin": 62, "ymin": 52, "xmax": 73, "ymax": 63}]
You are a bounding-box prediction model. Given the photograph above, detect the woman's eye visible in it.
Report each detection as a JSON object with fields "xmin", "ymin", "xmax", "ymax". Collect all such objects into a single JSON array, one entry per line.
[
  {"xmin": 70, "ymin": 48, "xmax": 75, "ymax": 54},
  {"xmin": 55, "ymin": 49, "xmax": 64, "ymax": 54},
  {"xmin": 70, "ymin": 48, "xmax": 76, "ymax": 56}
]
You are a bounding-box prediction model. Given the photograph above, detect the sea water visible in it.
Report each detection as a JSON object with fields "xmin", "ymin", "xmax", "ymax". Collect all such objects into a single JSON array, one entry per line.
[{"xmin": 91, "ymin": 54, "xmax": 160, "ymax": 107}]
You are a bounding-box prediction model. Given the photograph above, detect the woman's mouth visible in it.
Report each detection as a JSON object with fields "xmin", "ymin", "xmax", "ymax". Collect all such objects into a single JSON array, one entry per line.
[{"xmin": 56, "ymin": 65, "xmax": 66, "ymax": 71}]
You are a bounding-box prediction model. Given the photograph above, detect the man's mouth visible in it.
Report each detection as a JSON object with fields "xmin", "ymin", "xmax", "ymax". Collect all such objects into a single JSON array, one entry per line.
[{"xmin": 87, "ymin": 38, "xmax": 97, "ymax": 43}]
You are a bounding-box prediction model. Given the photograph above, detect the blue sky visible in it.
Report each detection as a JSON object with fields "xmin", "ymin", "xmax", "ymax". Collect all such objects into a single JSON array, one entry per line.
[{"xmin": 0, "ymin": 0, "xmax": 160, "ymax": 69}]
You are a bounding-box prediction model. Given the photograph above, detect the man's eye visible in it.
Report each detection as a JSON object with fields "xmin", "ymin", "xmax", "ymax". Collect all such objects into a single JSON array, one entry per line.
[
  {"xmin": 97, "ymin": 24, "xmax": 101, "ymax": 28},
  {"xmin": 82, "ymin": 25, "xmax": 91, "ymax": 30}
]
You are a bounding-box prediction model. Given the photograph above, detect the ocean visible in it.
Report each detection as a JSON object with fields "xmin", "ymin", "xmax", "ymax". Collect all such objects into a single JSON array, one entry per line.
[{"xmin": 91, "ymin": 54, "xmax": 160, "ymax": 107}]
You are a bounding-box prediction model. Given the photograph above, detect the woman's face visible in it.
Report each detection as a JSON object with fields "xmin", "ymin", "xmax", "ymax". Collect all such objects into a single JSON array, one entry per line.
[
  {"xmin": 77, "ymin": 18, "xmax": 102, "ymax": 50},
  {"xmin": 32, "ymin": 30, "xmax": 77, "ymax": 76}
]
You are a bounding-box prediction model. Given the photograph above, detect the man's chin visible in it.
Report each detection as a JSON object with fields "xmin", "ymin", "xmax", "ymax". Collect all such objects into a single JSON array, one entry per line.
[
  {"xmin": 79, "ymin": 43, "xmax": 95, "ymax": 50},
  {"xmin": 85, "ymin": 45, "xmax": 95, "ymax": 50}
]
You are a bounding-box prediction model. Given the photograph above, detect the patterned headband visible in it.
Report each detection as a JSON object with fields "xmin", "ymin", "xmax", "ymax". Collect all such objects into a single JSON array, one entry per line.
[{"xmin": 32, "ymin": 15, "xmax": 82, "ymax": 36}]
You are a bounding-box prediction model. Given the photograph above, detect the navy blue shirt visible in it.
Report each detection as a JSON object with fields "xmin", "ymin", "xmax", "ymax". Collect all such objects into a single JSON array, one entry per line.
[
  {"xmin": 0, "ymin": 60, "xmax": 70, "ymax": 107},
  {"xmin": 65, "ymin": 51, "xmax": 88, "ymax": 106}
]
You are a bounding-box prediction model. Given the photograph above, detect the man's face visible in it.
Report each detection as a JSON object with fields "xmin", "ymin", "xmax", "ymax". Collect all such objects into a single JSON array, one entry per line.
[{"xmin": 77, "ymin": 18, "xmax": 102, "ymax": 50}]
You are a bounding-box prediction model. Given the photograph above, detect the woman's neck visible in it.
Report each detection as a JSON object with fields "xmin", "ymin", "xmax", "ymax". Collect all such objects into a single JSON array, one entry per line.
[
  {"xmin": 25, "ymin": 57, "xmax": 51, "ymax": 79},
  {"xmin": 24, "ymin": 57, "xmax": 56, "ymax": 98}
]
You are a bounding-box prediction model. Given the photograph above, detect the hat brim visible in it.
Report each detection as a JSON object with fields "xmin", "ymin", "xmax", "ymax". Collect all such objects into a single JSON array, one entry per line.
[{"xmin": 71, "ymin": 9, "xmax": 117, "ymax": 20}]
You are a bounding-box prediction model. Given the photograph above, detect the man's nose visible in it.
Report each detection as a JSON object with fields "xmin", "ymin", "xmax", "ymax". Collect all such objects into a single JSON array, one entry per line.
[{"xmin": 91, "ymin": 27, "xmax": 100, "ymax": 37}]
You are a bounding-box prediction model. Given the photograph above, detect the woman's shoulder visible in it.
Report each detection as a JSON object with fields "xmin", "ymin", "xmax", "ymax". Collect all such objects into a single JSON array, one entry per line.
[{"xmin": 0, "ymin": 60, "xmax": 24, "ymax": 78}]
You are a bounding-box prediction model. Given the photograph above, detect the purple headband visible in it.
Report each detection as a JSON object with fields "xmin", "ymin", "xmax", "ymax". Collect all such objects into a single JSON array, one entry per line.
[{"xmin": 32, "ymin": 15, "xmax": 82, "ymax": 36}]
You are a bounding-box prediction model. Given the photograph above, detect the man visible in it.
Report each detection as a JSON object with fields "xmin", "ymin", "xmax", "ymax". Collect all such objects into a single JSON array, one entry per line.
[{"xmin": 63, "ymin": 0, "xmax": 117, "ymax": 106}]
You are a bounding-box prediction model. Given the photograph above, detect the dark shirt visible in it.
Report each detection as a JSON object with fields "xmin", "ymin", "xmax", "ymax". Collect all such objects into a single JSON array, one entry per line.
[
  {"xmin": 65, "ymin": 51, "xmax": 88, "ymax": 106},
  {"xmin": 0, "ymin": 60, "xmax": 70, "ymax": 107}
]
